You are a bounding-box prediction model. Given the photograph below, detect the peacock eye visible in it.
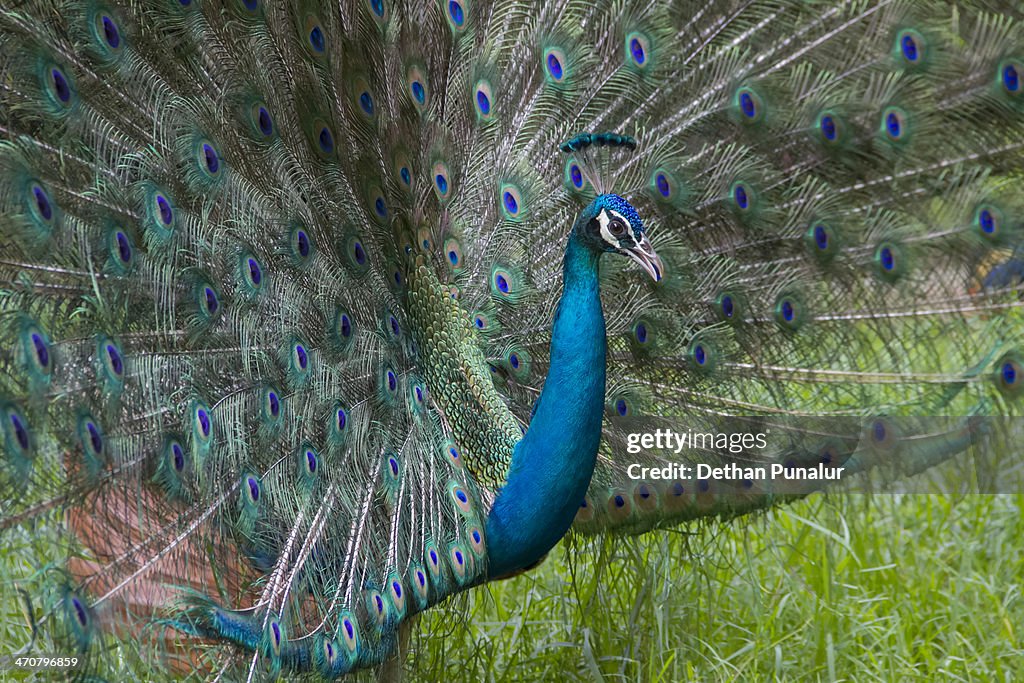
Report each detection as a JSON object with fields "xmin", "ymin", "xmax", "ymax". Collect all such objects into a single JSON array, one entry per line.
[{"xmin": 609, "ymin": 219, "xmax": 628, "ymax": 237}]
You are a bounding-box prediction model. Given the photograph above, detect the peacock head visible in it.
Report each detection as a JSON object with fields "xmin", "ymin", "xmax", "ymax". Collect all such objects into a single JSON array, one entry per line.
[{"xmin": 575, "ymin": 193, "xmax": 663, "ymax": 281}]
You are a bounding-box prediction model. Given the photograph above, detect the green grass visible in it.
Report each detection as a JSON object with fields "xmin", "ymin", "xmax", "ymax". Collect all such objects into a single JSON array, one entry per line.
[
  {"xmin": 3, "ymin": 493, "xmax": 1021, "ymax": 682},
  {"xmin": 413, "ymin": 493, "xmax": 1024, "ymax": 682}
]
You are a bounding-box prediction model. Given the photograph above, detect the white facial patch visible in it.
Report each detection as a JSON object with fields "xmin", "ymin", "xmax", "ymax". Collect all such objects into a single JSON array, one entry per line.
[{"xmin": 596, "ymin": 209, "xmax": 633, "ymax": 248}]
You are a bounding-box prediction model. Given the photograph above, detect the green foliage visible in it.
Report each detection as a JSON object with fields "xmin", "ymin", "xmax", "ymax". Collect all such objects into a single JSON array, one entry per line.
[{"xmin": 416, "ymin": 493, "xmax": 1024, "ymax": 682}]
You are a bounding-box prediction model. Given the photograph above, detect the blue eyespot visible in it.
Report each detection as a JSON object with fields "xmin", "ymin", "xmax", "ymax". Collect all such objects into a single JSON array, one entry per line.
[
  {"xmin": 547, "ymin": 53, "xmax": 563, "ymax": 80},
  {"xmin": 374, "ymin": 197, "xmax": 387, "ymax": 217},
  {"xmin": 30, "ymin": 332, "xmax": 49, "ymax": 369},
  {"xmin": 739, "ymin": 91, "xmax": 756, "ymax": 118},
  {"xmin": 432, "ymin": 163, "xmax": 451, "ymax": 201},
  {"xmin": 996, "ymin": 354, "xmax": 1023, "ymax": 395},
  {"xmin": 570, "ymin": 164, "xmax": 583, "ymax": 188},
  {"xmin": 882, "ymin": 107, "xmax": 907, "ymax": 142},
  {"xmin": 635, "ymin": 323, "xmax": 648, "ymax": 344},
  {"xmin": 84, "ymin": 419, "xmax": 103, "ymax": 457},
  {"xmin": 980, "ymin": 209, "xmax": 994, "ymax": 233},
  {"xmin": 70, "ymin": 596, "xmax": 89, "ymax": 627},
  {"xmin": 318, "ymin": 126, "xmax": 334, "ymax": 153},
  {"xmin": 201, "ymin": 143, "xmax": 219, "ymax": 174},
  {"xmin": 819, "ymin": 114, "xmax": 837, "ymax": 141},
  {"xmin": 247, "ymin": 475, "xmax": 260, "ymax": 502},
  {"xmin": 879, "ymin": 246, "xmax": 895, "ymax": 271},
  {"xmin": 268, "ymin": 391, "xmax": 280, "ymax": 417},
  {"xmin": 8, "ymin": 410, "xmax": 30, "ymax": 452},
  {"xmin": 270, "ymin": 622, "xmax": 282, "ymax": 651},
  {"xmin": 411, "ymin": 81, "xmax": 425, "ymax": 104},
  {"xmin": 615, "ymin": 399, "xmax": 628, "ymax": 416},
  {"xmin": 774, "ymin": 294, "xmax": 804, "ymax": 330},
  {"xmin": 495, "ymin": 274, "xmax": 509, "ymax": 293},
  {"xmin": 720, "ymin": 294, "xmax": 734, "ymax": 318},
  {"xmin": 105, "ymin": 343, "xmax": 124, "ymax": 377},
  {"xmin": 656, "ymin": 173, "xmax": 670, "ymax": 197},
  {"xmin": 247, "ymin": 257, "xmax": 262, "ymax": 285},
  {"xmin": 171, "ymin": 442, "xmax": 185, "ymax": 471},
  {"xmin": 336, "ymin": 407, "xmax": 347, "ymax": 430},
  {"xmin": 544, "ymin": 48, "xmax": 567, "ymax": 82},
  {"xmin": 309, "ymin": 25, "xmax": 325, "ymax": 52},
  {"xmin": 732, "ymin": 183, "xmax": 750, "ymax": 211},
  {"xmin": 875, "ymin": 242, "xmax": 903, "ymax": 280},
  {"xmin": 1004, "ymin": 361, "xmax": 1017, "ymax": 385},
  {"xmin": 296, "ymin": 229, "xmax": 310, "ymax": 257},
  {"xmin": 203, "ymin": 286, "xmax": 219, "ymax": 314},
  {"xmin": 156, "ymin": 194, "xmax": 173, "ymax": 225},
  {"xmin": 627, "ymin": 33, "xmax": 649, "ymax": 68},
  {"xmin": 1002, "ymin": 61, "xmax": 1021, "ymax": 95},
  {"xmin": 387, "ymin": 370, "xmax": 397, "ymax": 392},
  {"xmin": 445, "ymin": 238, "xmax": 463, "ymax": 271},
  {"xmin": 99, "ymin": 15, "xmax": 120, "ymax": 49},
  {"xmin": 805, "ymin": 222, "xmax": 838, "ymax": 262},
  {"xmin": 814, "ymin": 224, "xmax": 828, "ymax": 250},
  {"xmin": 872, "ymin": 420, "xmax": 886, "ymax": 443},
  {"xmin": 899, "ymin": 31, "xmax": 920, "ymax": 63},
  {"xmin": 509, "ymin": 353, "xmax": 520, "ymax": 369},
  {"xmin": 359, "ymin": 91, "xmax": 374, "ymax": 115},
  {"xmin": 975, "ymin": 205, "xmax": 1001, "ymax": 238},
  {"xmin": 502, "ymin": 191, "xmax": 518, "ymax": 214},
  {"xmin": 399, "ymin": 166, "xmax": 411, "ymax": 185},
  {"xmin": 448, "ymin": 0, "xmax": 464, "ymax": 26},
  {"xmin": 51, "ymin": 67, "xmax": 71, "ymax": 104},
  {"xmin": 693, "ymin": 344, "xmax": 706, "ymax": 365},
  {"xmin": 369, "ymin": 0, "xmax": 384, "ymax": 17},
  {"xmin": 886, "ymin": 112, "xmax": 900, "ymax": 137},
  {"xmin": 294, "ymin": 343, "xmax": 308, "ymax": 370},
  {"xmin": 354, "ymin": 240, "xmax": 367, "ymax": 265},
  {"xmin": 476, "ymin": 89, "xmax": 490, "ymax": 114},
  {"xmin": 631, "ymin": 39, "xmax": 644, "ymax": 64},
  {"xmin": 32, "ymin": 184, "xmax": 53, "ymax": 221},
  {"xmin": 111, "ymin": 230, "xmax": 132, "ymax": 265},
  {"xmin": 196, "ymin": 407, "xmax": 211, "ymax": 437},
  {"xmin": 257, "ymin": 107, "xmax": 273, "ymax": 136}
]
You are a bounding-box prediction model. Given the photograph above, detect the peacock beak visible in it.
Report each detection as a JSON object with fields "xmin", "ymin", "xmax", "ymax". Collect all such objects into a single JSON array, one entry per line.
[{"xmin": 623, "ymin": 234, "xmax": 664, "ymax": 282}]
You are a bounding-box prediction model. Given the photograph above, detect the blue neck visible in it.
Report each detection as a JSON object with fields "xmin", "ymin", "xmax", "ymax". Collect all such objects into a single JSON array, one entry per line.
[{"xmin": 485, "ymin": 234, "xmax": 606, "ymax": 578}]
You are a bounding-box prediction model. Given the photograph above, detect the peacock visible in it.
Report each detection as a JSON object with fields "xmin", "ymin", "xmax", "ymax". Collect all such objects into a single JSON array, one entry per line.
[{"xmin": 1, "ymin": 0, "xmax": 1023, "ymax": 679}]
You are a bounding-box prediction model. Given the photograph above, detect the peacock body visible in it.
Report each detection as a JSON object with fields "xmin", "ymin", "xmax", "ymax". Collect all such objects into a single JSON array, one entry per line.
[{"xmin": 0, "ymin": 0, "xmax": 1022, "ymax": 679}]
